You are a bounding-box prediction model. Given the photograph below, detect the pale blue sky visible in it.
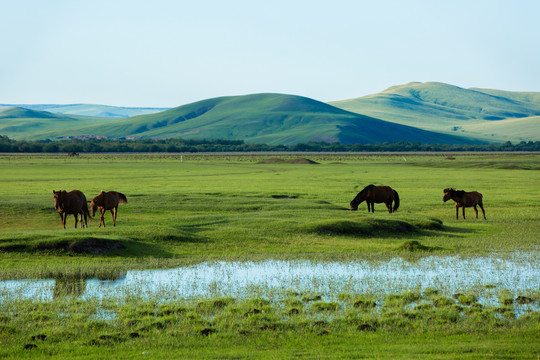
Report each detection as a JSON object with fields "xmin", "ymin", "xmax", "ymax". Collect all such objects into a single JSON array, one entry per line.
[{"xmin": 1, "ymin": 0, "xmax": 539, "ymax": 107}]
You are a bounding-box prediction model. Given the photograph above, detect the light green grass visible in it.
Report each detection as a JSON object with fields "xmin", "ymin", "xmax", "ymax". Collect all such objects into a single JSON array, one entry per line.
[{"xmin": 0, "ymin": 153, "xmax": 539, "ymax": 277}]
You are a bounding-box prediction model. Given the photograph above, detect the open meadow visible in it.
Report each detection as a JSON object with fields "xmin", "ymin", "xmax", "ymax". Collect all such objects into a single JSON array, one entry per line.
[{"xmin": 0, "ymin": 153, "xmax": 539, "ymax": 359}]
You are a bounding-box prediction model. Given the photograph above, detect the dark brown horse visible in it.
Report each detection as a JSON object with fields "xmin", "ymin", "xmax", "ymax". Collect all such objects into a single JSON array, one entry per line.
[
  {"xmin": 68, "ymin": 152, "xmax": 79, "ymax": 157},
  {"xmin": 53, "ymin": 190, "xmax": 91, "ymax": 228},
  {"xmin": 90, "ymin": 191, "xmax": 128, "ymax": 227},
  {"xmin": 350, "ymin": 185, "xmax": 400, "ymax": 213},
  {"xmin": 443, "ymin": 188, "xmax": 486, "ymax": 220}
]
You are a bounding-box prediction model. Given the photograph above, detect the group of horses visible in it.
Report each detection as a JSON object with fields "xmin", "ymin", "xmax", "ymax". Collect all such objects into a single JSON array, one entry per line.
[
  {"xmin": 349, "ymin": 185, "xmax": 486, "ymax": 220},
  {"xmin": 52, "ymin": 190, "xmax": 127, "ymax": 229},
  {"xmin": 53, "ymin": 185, "xmax": 486, "ymax": 229}
]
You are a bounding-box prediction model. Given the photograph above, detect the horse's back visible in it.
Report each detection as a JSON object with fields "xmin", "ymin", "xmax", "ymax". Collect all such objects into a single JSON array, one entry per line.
[{"xmin": 63, "ymin": 190, "xmax": 86, "ymax": 213}]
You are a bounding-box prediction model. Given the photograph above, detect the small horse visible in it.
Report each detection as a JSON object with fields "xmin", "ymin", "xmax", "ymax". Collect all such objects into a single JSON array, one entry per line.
[
  {"xmin": 53, "ymin": 190, "xmax": 91, "ymax": 228},
  {"xmin": 350, "ymin": 185, "xmax": 400, "ymax": 213},
  {"xmin": 68, "ymin": 152, "xmax": 79, "ymax": 157},
  {"xmin": 443, "ymin": 188, "xmax": 486, "ymax": 220},
  {"xmin": 90, "ymin": 191, "xmax": 128, "ymax": 227}
]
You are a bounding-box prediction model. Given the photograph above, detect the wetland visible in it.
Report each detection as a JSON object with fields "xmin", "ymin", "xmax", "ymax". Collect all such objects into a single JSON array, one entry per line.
[{"xmin": 0, "ymin": 153, "xmax": 539, "ymax": 359}]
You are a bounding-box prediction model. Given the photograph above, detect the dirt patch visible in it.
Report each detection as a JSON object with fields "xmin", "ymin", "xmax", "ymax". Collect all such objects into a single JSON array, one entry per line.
[
  {"xmin": 271, "ymin": 195, "xmax": 298, "ymax": 199},
  {"xmin": 258, "ymin": 158, "xmax": 319, "ymax": 164}
]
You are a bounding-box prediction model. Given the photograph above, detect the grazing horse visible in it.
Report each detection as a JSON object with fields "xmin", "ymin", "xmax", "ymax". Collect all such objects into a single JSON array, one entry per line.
[
  {"xmin": 90, "ymin": 191, "xmax": 128, "ymax": 227},
  {"xmin": 68, "ymin": 152, "xmax": 79, "ymax": 157},
  {"xmin": 350, "ymin": 185, "xmax": 400, "ymax": 213},
  {"xmin": 53, "ymin": 190, "xmax": 91, "ymax": 228},
  {"xmin": 443, "ymin": 188, "xmax": 486, "ymax": 220}
]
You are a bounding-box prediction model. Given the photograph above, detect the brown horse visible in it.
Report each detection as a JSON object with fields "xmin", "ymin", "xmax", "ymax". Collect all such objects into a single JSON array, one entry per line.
[
  {"xmin": 443, "ymin": 188, "xmax": 486, "ymax": 220},
  {"xmin": 90, "ymin": 191, "xmax": 128, "ymax": 227},
  {"xmin": 53, "ymin": 190, "xmax": 91, "ymax": 228},
  {"xmin": 350, "ymin": 185, "xmax": 400, "ymax": 213}
]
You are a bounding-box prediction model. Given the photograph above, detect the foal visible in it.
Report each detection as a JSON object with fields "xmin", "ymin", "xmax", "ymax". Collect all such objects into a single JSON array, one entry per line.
[
  {"xmin": 443, "ymin": 188, "xmax": 486, "ymax": 220},
  {"xmin": 90, "ymin": 191, "xmax": 128, "ymax": 227}
]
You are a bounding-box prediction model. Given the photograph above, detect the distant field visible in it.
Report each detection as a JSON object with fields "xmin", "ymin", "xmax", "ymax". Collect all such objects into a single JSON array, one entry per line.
[{"xmin": 0, "ymin": 153, "xmax": 538, "ymax": 359}]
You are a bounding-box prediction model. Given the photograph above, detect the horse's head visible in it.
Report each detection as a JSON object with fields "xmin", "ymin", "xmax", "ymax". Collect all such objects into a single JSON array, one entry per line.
[
  {"xmin": 90, "ymin": 199, "xmax": 97, "ymax": 217},
  {"xmin": 350, "ymin": 193, "xmax": 365, "ymax": 210},
  {"xmin": 442, "ymin": 188, "xmax": 453, "ymax": 202},
  {"xmin": 53, "ymin": 190, "xmax": 64, "ymax": 210}
]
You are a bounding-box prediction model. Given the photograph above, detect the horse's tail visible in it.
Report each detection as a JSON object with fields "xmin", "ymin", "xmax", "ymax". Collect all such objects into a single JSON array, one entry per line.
[
  {"xmin": 118, "ymin": 192, "xmax": 128, "ymax": 204},
  {"xmin": 81, "ymin": 193, "xmax": 93, "ymax": 219},
  {"xmin": 392, "ymin": 190, "xmax": 400, "ymax": 212}
]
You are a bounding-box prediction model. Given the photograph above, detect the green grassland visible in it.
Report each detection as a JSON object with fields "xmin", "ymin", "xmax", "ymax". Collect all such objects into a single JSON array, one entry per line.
[{"xmin": 0, "ymin": 153, "xmax": 539, "ymax": 359}]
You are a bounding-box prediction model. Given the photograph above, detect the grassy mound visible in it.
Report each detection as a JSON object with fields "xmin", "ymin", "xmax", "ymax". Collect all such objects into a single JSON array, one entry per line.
[
  {"xmin": 305, "ymin": 219, "xmax": 418, "ymax": 236},
  {"xmin": 0, "ymin": 237, "xmax": 124, "ymax": 255}
]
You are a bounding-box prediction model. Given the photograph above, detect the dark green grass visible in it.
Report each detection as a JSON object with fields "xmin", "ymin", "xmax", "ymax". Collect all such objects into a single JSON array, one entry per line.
[{"xmin": 1, "ymin": 293, "xmax": 538, "ymax": 359}]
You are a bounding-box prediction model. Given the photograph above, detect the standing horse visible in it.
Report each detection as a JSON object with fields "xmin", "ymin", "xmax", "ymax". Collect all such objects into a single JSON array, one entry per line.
[
  {"xmin": 90, "ymin": 191, "xmax": 128, "ymax": 227},
  {"xmin": 53, "ymin": 190, "xmax": 91, "ymax": 228},
  {"xmin": 350, "ymin": 185, "xmax": 400, "ymax": 213},
  {"xmin": 443, "ymin": 188, "xmax": 486, "ymax": 220}
]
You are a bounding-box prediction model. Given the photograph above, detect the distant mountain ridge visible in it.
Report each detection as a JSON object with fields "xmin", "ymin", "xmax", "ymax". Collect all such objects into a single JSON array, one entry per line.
[
  {"xmin": 329, "ymin": 82, "xmax": 540, "ymax": 142},
  {"xmin": 0, "ymin": 94, "xmax": 478, "ymax": 145},
  {"xmin": 0, "ymin": 104, "xmax": 168, "ymax": 118},
  {"xmin": 1, "ymin": 82, "xmax": 538, "ymax": 144}
]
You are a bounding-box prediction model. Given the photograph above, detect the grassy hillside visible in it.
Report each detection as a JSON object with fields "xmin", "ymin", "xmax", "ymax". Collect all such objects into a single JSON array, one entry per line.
[
  {"xmin": 33, "ymin": 93, "xmax": 477, "ymax": 145},
  {"xmin": 0, "ymin": 104, "xmax": 168, "ymax": 117},
  {"xmin": 330, "ymin": 82, "xmax": 540, "ymax": 142},
  {"xmin": 0, "ymin": 107, "xmax": 120, "ymax": 139}
]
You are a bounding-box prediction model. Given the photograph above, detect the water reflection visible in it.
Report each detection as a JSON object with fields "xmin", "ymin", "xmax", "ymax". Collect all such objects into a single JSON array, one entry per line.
[{"xmin": 1, "ymin": 254, "xmax": 538, "ymax": 309}]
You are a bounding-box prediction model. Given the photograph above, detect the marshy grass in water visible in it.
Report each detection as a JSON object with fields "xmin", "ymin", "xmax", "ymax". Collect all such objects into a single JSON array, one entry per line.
[{"xmin": 2, "ymin": 253, "xmax": 538, "ymax": 312}]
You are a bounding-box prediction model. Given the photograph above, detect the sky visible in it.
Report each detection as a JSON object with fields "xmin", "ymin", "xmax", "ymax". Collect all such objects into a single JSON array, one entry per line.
[{"xmin": 1, "ymin": 0, "xmax": 539, "ymax": 107}]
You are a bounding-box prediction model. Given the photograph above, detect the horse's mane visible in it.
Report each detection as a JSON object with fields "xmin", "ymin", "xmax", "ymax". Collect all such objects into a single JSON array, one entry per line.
[
  {"xmin": 361, "ymin": 184, "xmax": 375, "ymax": 193},
  {"xmin": 445, "ymin": 188, "xmax": 467, "ymax": 196}
]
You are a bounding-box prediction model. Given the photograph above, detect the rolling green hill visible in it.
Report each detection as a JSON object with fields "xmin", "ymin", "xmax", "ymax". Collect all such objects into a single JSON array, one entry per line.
[
  {"xmin": 18, "ymin": 93, "xmax": 475, "ymax": 145},
  {"xmin": 329, "ymin": 82, "xmax": 540, "ymax": 142}
]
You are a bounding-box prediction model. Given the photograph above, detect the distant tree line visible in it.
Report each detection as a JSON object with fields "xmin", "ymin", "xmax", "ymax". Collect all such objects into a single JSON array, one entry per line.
[{"xmin": 1, "ymin": 135, "xmax": 539, "ymax": 153}]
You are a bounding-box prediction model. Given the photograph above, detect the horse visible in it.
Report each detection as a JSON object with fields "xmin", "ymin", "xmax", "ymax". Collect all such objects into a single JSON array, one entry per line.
[
  {"xmin": 68, "ymin": 152, "xmax": 79, "ymax": 157},
  {"xmin": 443, "ymin": 188, "xmax": 486, "ymax": 220},
  {"xmin": 350, "ymin": 185, "xmax": 400, "ymax": 213},
  {"xmin": 53, "ymin": 190, "xmax": 91, "ymax": 228},
  {"xmin": 90, "ymin": 190, "xmax": 128, "ymax": 227}
]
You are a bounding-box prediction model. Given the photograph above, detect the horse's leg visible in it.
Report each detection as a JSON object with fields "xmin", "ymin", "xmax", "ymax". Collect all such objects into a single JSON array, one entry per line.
[
  {"xmin": 112, "ymin": 206, "xmax": 118, "ymax": 226},
  {"xmin": 110, "ymin": 209, "xmax": 115, "ymax": 226},
  {"xmin": 99, "ymin": 208, "xmax": 105, "ymax": 227},
  {"xmin": 366, "ymin": 203, "xmax": 370, "ymax": 212},
  {"xmin": 371, "ymin": 202, "xmax": 375, "ymax": 212},
  {"xmin": 479, "ymin": 202, "xmax": 486, "ymax": 220},
  {"xmin": 473, "ymin": 205, "xmax": 479, "ymax": 219},
  {"xmin": 59, "ymin": 213, "xmax": 64, "ymax": 229},
  {"xmin": 385, "ymin": 201, "xmax": 392, "ymax": 213},
  {"xmin": 462, "ymin": 207, "xmax": 466, "ymax": 220},
  {"xmin": 73, "ymin": 214, "xmax": 78, "ymax": 228}
]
